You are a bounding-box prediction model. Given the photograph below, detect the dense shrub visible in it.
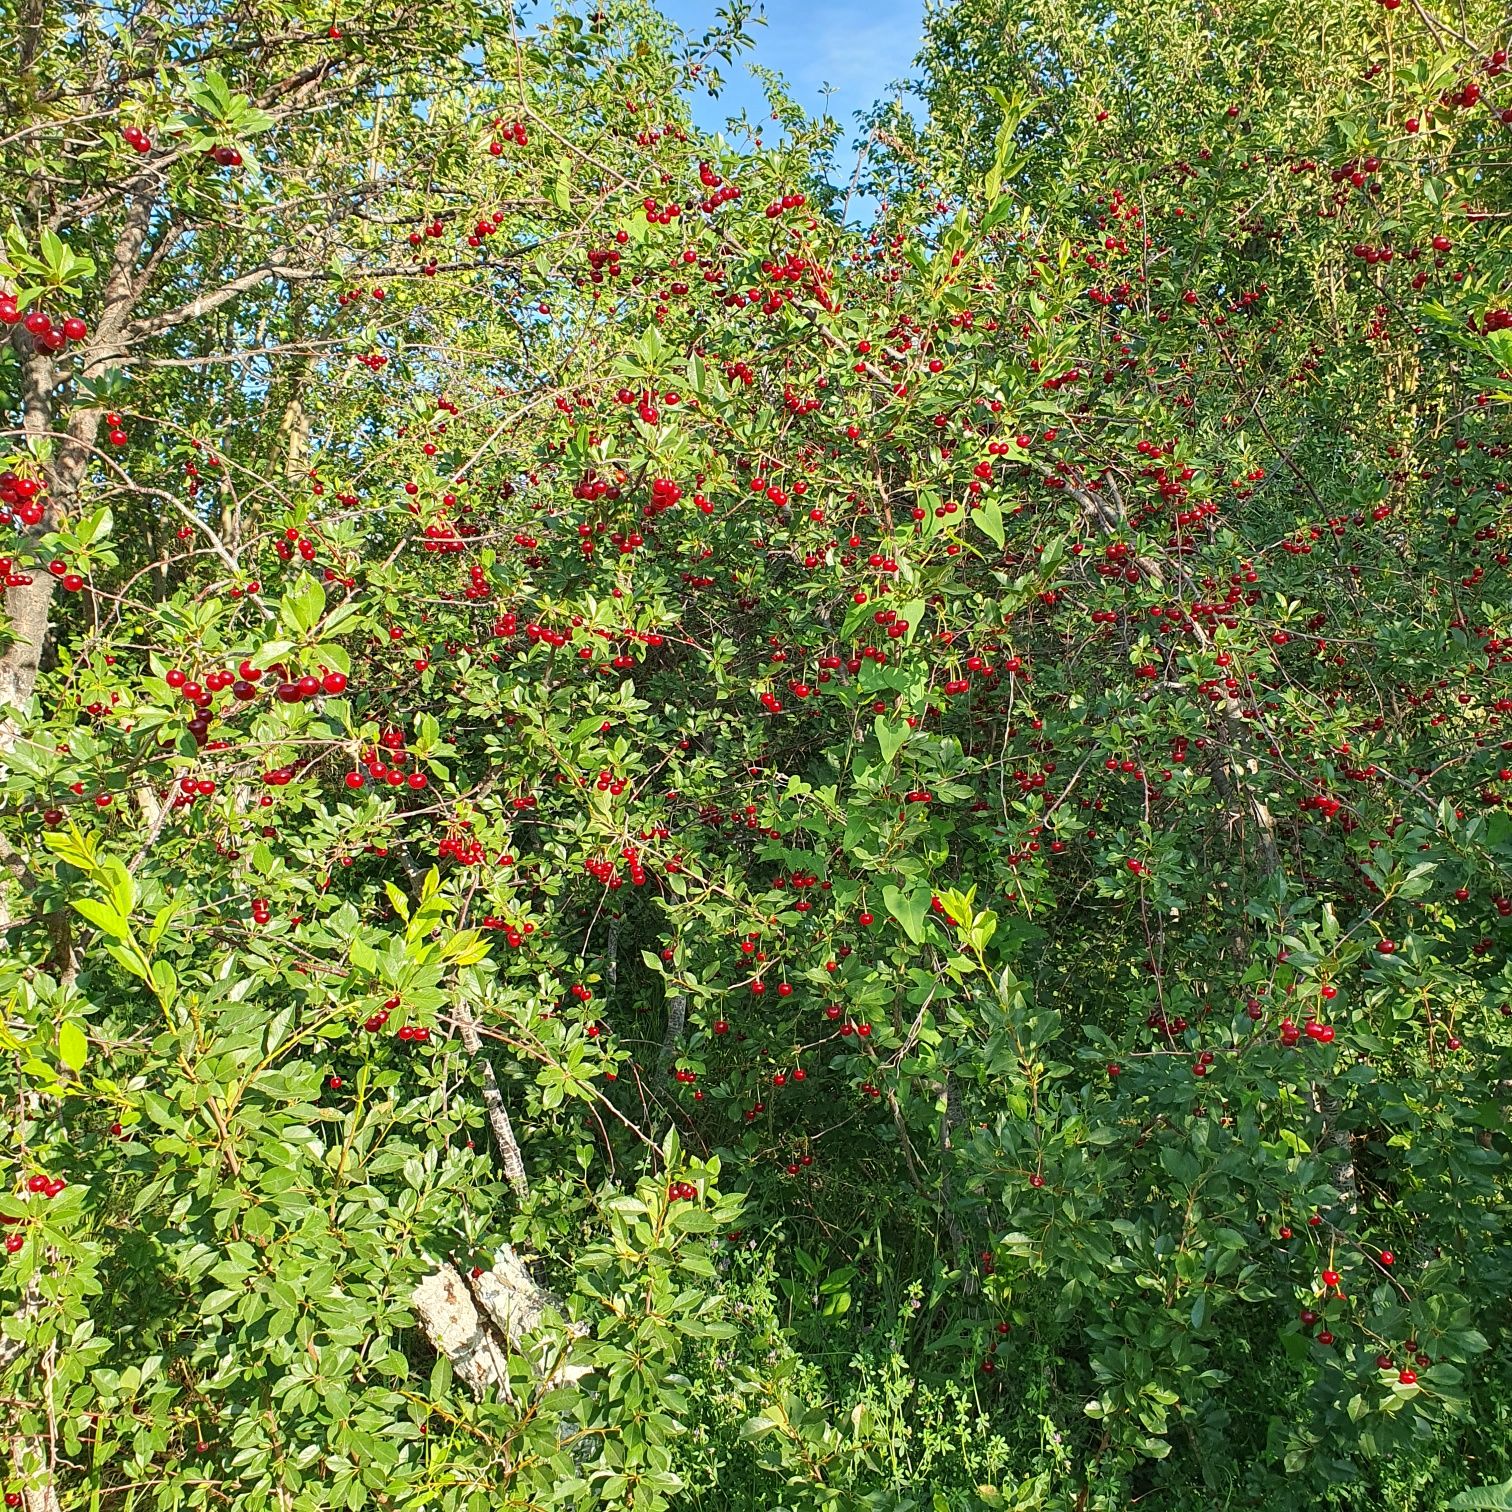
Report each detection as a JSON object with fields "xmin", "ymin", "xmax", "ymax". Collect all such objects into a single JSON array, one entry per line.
[{"xmin": 3, "ymin": 0, "xmax": 1511, "ymax": 1507}]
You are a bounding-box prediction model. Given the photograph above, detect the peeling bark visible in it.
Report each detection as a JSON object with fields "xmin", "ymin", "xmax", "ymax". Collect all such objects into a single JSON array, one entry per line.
[
  {"xmin": 452, "ymin": 999, "xmax": 529, "ymax": 1200},
  {"xmin": 411, "ymin": 1248, "xmax": 588, "ymax": 1399},
  {"xmin": 411, "ymin": 1263, "xmax": 513, "ymax": 1398}
]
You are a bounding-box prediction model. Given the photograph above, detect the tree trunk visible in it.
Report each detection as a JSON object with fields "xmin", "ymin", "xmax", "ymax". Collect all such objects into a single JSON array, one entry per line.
[
  {"xmin": 0, "ymin": 346, "xmax": 62, "ymax": 748},
  {"xmin": 1, "ymin": 180, "xmax": 152, "ymax": 746},
  {"xmin": 1310, "ymin": 1084, "xmax": 1360, "ymax": 1218},
  {"xmin": 658, "ymin": 993, "xmax": 687, "ymax": 1069}
]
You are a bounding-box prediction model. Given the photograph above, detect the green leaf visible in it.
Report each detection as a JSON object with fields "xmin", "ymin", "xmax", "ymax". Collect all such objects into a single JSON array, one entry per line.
[
  {"xmin": 58, "ymin": 1020, "xmax": 88, "ymax": 1073},
  {"xmin": 280, "ymin": 577, "xmax": 326, "ymax": 636},
  {"xmin": 72, "ymin": 897, "xmax": 128, "ymax": 938},
  {"xmin": 883, "ymin": 884, "xmax": 930, "ymax": 944},
  {"xmin": 874, "ymin": 717, "xmax": 909, "ymax": 763},
  {"xmin": 974, "ymin": 499, "xmax": 1005, "ymax": 548},
  {"xmin": 1449, "ymin": 1486, "xmax": 1512, "ymax": 1511}
]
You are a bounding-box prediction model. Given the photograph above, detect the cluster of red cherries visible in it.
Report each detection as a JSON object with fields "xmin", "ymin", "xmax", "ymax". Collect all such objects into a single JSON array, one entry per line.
[
  {"xmin": 0, "ymin": 296, "xmax": 87, "ymax": 354},
  {"xmin": 4, "ymin": 1174, "xmax": 67, "ymax": 1253},
  {"xmin": 1, "ymin": 470, "xmax": 46, "ymax": 530}
]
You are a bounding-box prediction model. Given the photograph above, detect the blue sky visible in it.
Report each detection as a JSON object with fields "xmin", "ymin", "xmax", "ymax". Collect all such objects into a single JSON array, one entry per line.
[{"xmin": 659, "ymin": 0, "xmax": 924, "ymax": 153}]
